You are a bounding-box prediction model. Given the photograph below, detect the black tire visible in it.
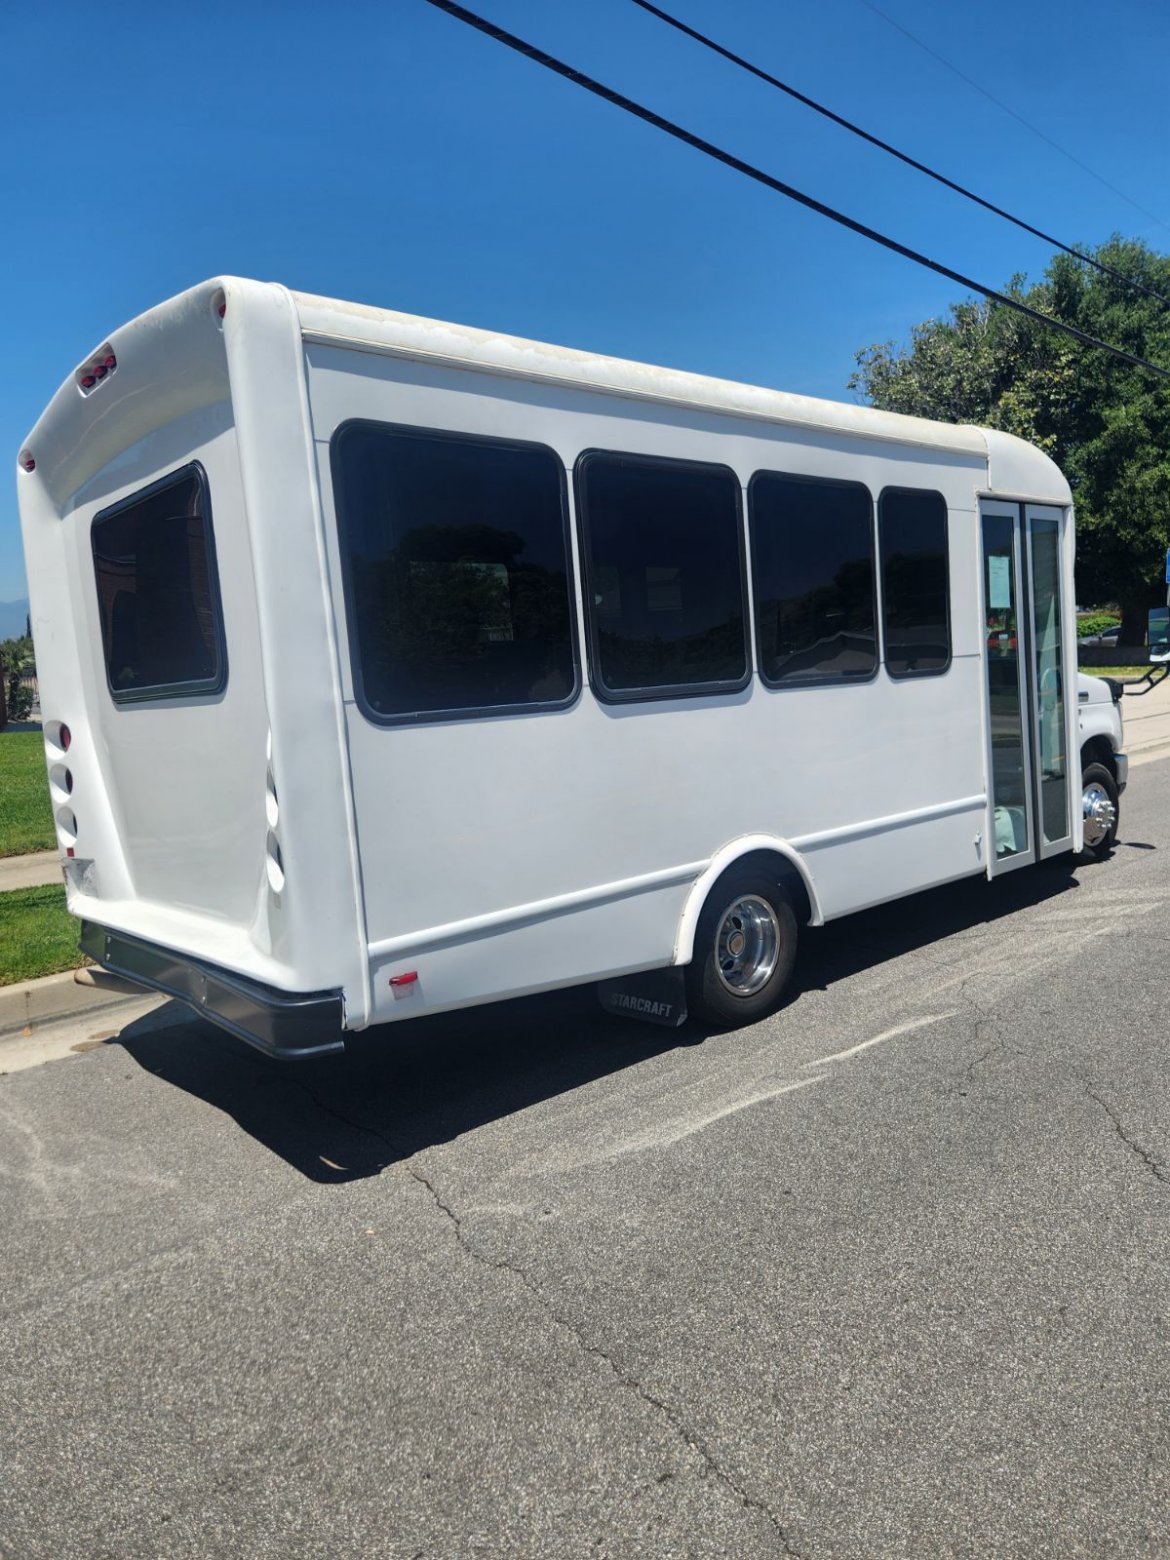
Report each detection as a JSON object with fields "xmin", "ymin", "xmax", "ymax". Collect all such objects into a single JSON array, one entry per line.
[
  {"xmin": 1078, "ymin": 760, "xmax": 1120, "ymax": 860},
  {"xmin": 686, "ymin": 871, "xmax": 798, "ymax": 1029}
]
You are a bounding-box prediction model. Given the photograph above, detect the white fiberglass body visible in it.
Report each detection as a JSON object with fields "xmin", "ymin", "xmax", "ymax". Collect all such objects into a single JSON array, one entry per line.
[{"xmin": 17, "ymin": 278, "xmax": 1104, "ymax": 1056}]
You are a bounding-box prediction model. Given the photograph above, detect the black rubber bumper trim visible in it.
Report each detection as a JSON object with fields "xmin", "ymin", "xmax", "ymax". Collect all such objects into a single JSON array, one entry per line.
[{"xmin": 80, "ymin": 921, "xmax": 346, "ymax": 1060}]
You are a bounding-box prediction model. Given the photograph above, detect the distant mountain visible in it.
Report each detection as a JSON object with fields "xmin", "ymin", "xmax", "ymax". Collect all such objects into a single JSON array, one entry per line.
[{"xmin": 0, "ymin": 599, "xmax": 31, "ymax": 640}]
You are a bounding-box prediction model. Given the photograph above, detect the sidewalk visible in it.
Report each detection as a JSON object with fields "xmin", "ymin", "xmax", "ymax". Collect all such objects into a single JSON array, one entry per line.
[
  {"xmin": 0, "ymin": 968, "xmax": 167, "ymax": 1072},
  {"xmin": 1118, "ymin": 668, "xmax": 1170, "ymax": 767},
  {"xmin": 0, "ymin": 850, "xmax": 61, "ymax": 891}
]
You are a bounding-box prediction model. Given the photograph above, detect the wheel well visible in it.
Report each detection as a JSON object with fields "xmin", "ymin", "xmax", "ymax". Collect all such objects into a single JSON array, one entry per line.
[
  {"xmin": 1080, "ymin": 736, "xmax": 1116, "ymax": 780},
  {"xmin": 705, "ymin": 849, "xmax": 813, "ymax": 927}
]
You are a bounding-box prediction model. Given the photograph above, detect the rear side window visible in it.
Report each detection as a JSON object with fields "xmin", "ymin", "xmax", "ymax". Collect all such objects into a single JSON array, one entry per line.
[
  {"xmin": 575, "ymin": 452, "xmax": 749, "ymax": 701},
  {"xmin": 331, "ymin": 422, "xmax": 578, "ymax": 722},
  {"xmin": 749, "ymin": 472, "xmax": 877, "ymax": 686},
  {"xmin": 91, "ymin": 464, "xmax": 226, "ymax": 703},
  {"xmin": 878, "ymin": 488, "xmax": 951, "ymax": 677}
]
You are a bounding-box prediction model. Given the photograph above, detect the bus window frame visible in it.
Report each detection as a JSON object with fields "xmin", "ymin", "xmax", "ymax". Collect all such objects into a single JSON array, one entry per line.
[
  {"xmin": 90, "ymin": 460, "xmax": 229, "ymax": 708},
  {"xmin": 330, "ymin": 419, "xmax": 583, "ymax": 728},
  {"xmin": 877, "ymin": 484, "xmax": 953, "ymax": 682},
  {"xmin": 573, "ymin": 448, "xmax": 753, "ymax": 706},
  {"xmin": 747, "ymin": 468, "xmax": 880, "ymax": 692}
]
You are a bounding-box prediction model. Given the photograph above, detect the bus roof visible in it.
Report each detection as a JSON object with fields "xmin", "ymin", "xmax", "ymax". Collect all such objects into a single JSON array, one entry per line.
[
  {"xmin": 291, "ymin": 286, "xmax": 1057, "ymax": 481},
  {"xmin": 20, "ymin": 278, "xmax": 1071, "ymax": 506}
]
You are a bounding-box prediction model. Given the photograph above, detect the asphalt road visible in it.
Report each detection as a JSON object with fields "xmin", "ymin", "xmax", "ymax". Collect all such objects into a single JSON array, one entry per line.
[{"xmin": 2, "ymin": 760, "xmax": 1169, "ymax": 1559}]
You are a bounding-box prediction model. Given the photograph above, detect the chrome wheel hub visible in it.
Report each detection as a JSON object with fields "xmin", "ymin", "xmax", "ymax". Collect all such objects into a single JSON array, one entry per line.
[
  {"xmin": 714, "ymin": 895, "xmax": 781, "ymax": 997},
  {"xmin": 1082, "ymin": 783, "xmax": 1117, "ymax": 848}
]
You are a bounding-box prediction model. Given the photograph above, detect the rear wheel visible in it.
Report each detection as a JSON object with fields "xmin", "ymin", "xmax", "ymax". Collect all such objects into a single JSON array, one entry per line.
[
  {"xmin": 1079, "ymin": 760, "xmax": 1119, "ymax": 859},
  {"xmin": 687, "ymin": 872, "xmax": 798, "ymax": 1028}
]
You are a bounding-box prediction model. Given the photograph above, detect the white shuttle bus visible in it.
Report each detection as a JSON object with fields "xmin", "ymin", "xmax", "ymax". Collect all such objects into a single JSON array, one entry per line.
[{"xmin": 17, "ymin": 279, "xmax": 1127, "ymax": 1057}]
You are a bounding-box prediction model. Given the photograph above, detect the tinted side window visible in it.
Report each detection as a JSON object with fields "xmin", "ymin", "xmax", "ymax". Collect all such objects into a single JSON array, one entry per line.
[
  {"xmin": 879, "ymin": 488, "xmax": 951, "ymax": 677},
  {"xmin": 575, "ymin": 453, "xmax": 748, "ymax": 700},
  {"xmin": 91, "ymin": 464, "xmax": 226, "ymax": 703},
  {"xmin": 331, "ymin": 423, "xmax": 577, "ymax": 721},
  {"xmin": 749, "ymin": 473, "xmax": 876, "ymax": 685}
]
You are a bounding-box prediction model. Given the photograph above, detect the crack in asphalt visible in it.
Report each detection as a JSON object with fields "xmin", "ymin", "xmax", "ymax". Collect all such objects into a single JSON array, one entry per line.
[
  {"xmin": 1087, "ymin": 1089, "xmax": 1170, "ymax": 1188},
  {"xmin": 409, "ymin": 1163, "xmax": 807, "ymax": 1559},
  {"xmin": 288, "ymin": 1076, "xmax": 808, "ymax": 1550},
  {"xmin": 286, "ymin": 1079, "xmax": 408, "ymax": 1169},
  {"xmin": 950, "ymin": 973, "xmax": 1006, "ymax": 1089}
]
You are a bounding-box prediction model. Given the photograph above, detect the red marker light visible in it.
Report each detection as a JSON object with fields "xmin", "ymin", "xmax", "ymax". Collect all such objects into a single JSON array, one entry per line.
[
  {"xmin": 66, "ymin": 847, "xmax": 75, "ymax": 859},
  {"xmin": 20, "ymin": 453, "xmax": 34, "ymax": 472},
  {"xmin": 81, "ymin": 375, "xmax": 95, "ymax": 389},
  {"xmin": 103, "ymin": 354, "xmax": 116, "ymax": 368},
  {"xmin": 60, "ymin": 724, "xmax": 72, "ymax": 752},
  {"xmin": 389, "ymin": 971, "xmax": 418, "ymax": 988}
]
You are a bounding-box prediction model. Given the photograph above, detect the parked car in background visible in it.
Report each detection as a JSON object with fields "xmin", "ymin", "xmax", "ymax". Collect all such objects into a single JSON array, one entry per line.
[{"xmin": 1078, "ymin": 623, "xmax": 1121, "ymax": 648}]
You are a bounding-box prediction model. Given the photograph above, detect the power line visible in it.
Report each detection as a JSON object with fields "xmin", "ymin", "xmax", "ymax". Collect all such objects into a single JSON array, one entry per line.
[
  {"xmin": 858, "ymin": 0, "xmax": 1170, "ymax": 236},
  {"xmin": 420, "ymin": 0, "xmax": 1170, "ymax": 383},
  {"xmin": 629, "ymin": 0, "xmax": 1170, "ymax": 310}
]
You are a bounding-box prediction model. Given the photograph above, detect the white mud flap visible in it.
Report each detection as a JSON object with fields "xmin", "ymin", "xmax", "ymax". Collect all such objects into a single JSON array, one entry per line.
[{"xmin": 597, "ymin": 968, "xmax": 688, "ymax": 1028}]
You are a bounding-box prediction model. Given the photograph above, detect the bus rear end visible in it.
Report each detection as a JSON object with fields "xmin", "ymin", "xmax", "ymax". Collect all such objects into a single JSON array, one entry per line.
[{"xmin": 16, "ymin": 281, "xmax": 347, "ymax": 1056}]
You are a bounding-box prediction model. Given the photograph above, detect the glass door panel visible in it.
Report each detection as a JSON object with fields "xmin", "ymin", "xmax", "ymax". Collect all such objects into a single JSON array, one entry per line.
[
  {"xmin": 982, "ymin": 511, "xmax": 1032, "ymax": 869},
  {"xmin": 1028, "ymin": 514, "xmax": 1071, "ymax": 852}
]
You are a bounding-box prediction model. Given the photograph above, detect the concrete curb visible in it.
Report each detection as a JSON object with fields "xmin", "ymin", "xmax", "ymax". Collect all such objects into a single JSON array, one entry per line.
[{"xmin": 0, "ymin": 968, "xmax": 162, "ymax": 1040}]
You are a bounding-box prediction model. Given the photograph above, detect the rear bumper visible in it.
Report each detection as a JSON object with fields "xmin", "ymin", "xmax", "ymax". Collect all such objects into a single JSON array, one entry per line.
[{"xmin": 80, "ymin": 921, "xmax": 346, "ymax": 1060}]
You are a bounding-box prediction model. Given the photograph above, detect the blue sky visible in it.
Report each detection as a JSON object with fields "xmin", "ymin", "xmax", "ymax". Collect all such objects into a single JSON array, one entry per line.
[{"xmin": 2, "ymin": 0, "xmax": 1168, "ymax": 602}]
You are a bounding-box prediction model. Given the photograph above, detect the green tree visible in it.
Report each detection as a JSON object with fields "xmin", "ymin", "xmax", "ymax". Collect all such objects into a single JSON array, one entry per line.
[
  {"xmin": 850, "ymin": 237, "xmax": 1170, "ymax": 644},
  {"xmin": 0, "ymin": 635, "xmax": 35, "ymax": 728}
]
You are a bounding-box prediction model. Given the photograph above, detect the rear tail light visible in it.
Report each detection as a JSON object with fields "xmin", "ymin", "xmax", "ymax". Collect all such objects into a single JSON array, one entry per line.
[
  {"xmin": 60, "ymin": 723, "xmax": 72, "ymax": 752},
  {"xmin": 76, "ymin": 344, "xmax": 117, "ymax": 396}
]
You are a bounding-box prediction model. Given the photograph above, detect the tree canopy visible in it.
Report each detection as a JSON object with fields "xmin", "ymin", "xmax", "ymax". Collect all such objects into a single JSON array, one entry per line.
[{"xmin": 850, "ymin": 237, "xmax": 1170, "ymax": 642}]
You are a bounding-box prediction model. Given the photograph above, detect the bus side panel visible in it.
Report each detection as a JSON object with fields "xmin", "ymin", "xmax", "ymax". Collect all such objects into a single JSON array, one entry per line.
[
  {"xmin": 368, "ymin": 882, "xmax": 690, "ymax": 1023},
  {"xmin": 307, "ymin": 345, "xmax": 991, "ymax": 1025}
]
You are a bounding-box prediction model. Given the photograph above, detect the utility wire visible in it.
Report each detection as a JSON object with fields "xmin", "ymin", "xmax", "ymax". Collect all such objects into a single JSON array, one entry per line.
[
  {"xmin": 859, "ymin": 0, "xmax": 1170, "ymax": 236},
  {"xmin": 421, "ymin": 0, "xmax": 1170, "ymax": 383},
  {"xmin": 630, "ymin": 0, "xmax": 1170, "ymax": 309}
]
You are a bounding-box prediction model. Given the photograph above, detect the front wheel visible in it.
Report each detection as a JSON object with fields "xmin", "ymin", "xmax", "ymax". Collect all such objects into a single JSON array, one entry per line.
[
  {"xmin": 1079, "ymin": 761, "xmax": 1119, "ymax": 860},
  {"xmin": 686, "ymin": 873, "xmax": 798, "ymax": 1029}
]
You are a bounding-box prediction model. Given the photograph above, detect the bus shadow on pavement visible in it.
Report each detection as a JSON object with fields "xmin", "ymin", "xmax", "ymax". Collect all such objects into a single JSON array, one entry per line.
[{"xmin": 115, "ymin": 862, "xmax": 1085, "ymax": 1184}]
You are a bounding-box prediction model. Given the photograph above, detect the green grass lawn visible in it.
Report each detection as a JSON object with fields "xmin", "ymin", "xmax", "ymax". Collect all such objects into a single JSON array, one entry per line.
[
  {"xmin": 1085, "ymin": 665, "xmax": 1157, "ymax": 679},
  {"xmin": 0, "ymin": 884, "xmax": 85, "ymax": 985},
  {"xmin": 0, "ymin": 732, "xmax": 55, "ymax": 856}
]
